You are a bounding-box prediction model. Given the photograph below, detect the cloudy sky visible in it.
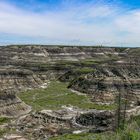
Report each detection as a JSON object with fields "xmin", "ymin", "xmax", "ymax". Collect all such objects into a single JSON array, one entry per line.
[{"xmin": 0, "ymin": 0, "xmax": 140, "ymax": 47}]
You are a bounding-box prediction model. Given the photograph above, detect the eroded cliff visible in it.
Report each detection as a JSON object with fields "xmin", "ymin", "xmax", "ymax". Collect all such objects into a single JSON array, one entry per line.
[{"xmin": 0, "ymin": 45, "xmax": 140, "ymax": 139}]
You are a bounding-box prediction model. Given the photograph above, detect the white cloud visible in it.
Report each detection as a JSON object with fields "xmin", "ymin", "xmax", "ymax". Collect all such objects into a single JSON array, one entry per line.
[
  {"xmin": 0, "ymin": 1, "xmax": 140, "ymax": 46},
  {"xmin": 116, "ymin": 10, "xmax": 140, "ymax": 33},
  {"xmin": 114, "ymin": 10, "xmax": 140, "ymax": 46}
]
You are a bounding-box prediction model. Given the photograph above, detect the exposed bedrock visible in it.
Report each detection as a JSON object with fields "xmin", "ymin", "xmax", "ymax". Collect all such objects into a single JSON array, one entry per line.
[
  {"xmin": 68, "ymin": 64, "xmax": 140, "ymax": 107},
  {"xmin": 15, "ymin": 106, "xmax": 140, "ymax": 139},
  {"xmin": 0, "ymin": 68, "xmax": 46, "ymax": 116},
  {"xmin": 0, "ymin": 89, "xmax": 31, "ymax": 117},
  {"xmin": 15, "ymin": 108, "xmax": 114, "ymax": 139},
  {"xmin": 0, "ymin": 69, "xmax": 44, "ymax": 90},
  {"xmin": 0, "ymin": 45, "xmax": 139, "ymax": 120}
]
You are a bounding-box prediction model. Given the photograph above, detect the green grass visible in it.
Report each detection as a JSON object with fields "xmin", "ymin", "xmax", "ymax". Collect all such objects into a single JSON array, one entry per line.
[
  {"xmin": 0, "ymin": 117, "xmax": 16, "ymax": 138},
  {"xmin": 48, "ymin": 116, "xmax": 140, "ymax": 140},
  {"xmin": 49, "ymin": 122, "xmax": 140, "ymax": 140},
  {"xmin": 80, "ymin": 59, "xmax": 99, "ymax": 65},
  {"xmin": 0, "ymin": 117, "xmax": 11, "ymax": 138},
  {"xmin": 0, "ymin": 117, "xmax": 10, "ymax": 125},
  {"xmin": 0, "ymin": 129, "xmax": 7, "ymax": 137},
  {"xmin": 19, "ymin": 81, "xmax": 114, "ymax": 111},
  {"xmin": 57, "ymin": 59, "xmax": 99, "ymax": 66},
  {"xmin": 131, "ymin": 115, "xmax": 140, "ymax": 126},
  {"xmin": 73, "ymin": 68, "xmax": 95, "ymax": 74},
  {"xmin": 0, "ymin": 127, "xmax": 16, "ymax": 138},
  {"xmin": 49, "ymin": 131, "xmax": 140, "ymax": 140},
  {"xmin": 50, "ymin": 133, "xmax": 98, "ymax": 140}
]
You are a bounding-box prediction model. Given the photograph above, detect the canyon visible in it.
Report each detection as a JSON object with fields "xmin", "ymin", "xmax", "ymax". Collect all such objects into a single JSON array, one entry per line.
[{"xmin": 0, "ymin": 45, "xmax": 140, "ymax": 140}]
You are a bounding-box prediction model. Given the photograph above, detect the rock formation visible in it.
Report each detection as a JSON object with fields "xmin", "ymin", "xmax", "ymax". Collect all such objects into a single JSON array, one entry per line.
[{"xmin": 0, "ymin": 45, "xmax": 140, "ymax": 139}]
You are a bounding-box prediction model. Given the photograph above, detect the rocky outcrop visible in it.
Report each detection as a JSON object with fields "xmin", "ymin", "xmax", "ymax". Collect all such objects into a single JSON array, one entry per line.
[
  {"xmin": 15, "ymin": 107, "xmax": 140, "ymax": 139},
  {"xmin": 0, "ymin": 68, "xmax": 44, "ymax": 90},
  {"xmin": 0, "ymin": 68, "xmax": 45, "ymax": 117},
  {"xmin": 68, "ymin": 59, "xmax": 140, "ymax": 107},
  {"xmin": 15, "ymin": 107, "xmax": 114, "ymax": 139},
  {"xmin": 0, "ymin": 89, "xmax": 31, "ymax": 117}
]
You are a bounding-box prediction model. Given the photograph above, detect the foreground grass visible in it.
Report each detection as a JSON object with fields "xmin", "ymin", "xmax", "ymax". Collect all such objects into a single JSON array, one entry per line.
[
  {"xmin": 19, "ymin": 81, "xmax": 114, "ymax": 111},
  {"xmin": 50, "ymin": 116, "xmax": 140, "ymax": 140},
  {"xmin": 50, "ymin": 131, "xmax": 140, "ymax": 140},
  {"xmin": 50, "ymin": 122, "xmax": 140, "ymax": 140}
]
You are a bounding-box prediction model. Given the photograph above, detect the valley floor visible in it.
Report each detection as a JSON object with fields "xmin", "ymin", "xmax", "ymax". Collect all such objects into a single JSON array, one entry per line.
[{"xmin": 19, "ymin": 81, "xmax": 115, "ymax": 111}]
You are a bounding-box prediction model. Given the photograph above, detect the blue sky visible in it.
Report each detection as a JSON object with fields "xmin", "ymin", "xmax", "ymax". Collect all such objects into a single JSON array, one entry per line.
[{"xmin": 0, "ymin": 0, "xmax": 140, "ymax": 47}]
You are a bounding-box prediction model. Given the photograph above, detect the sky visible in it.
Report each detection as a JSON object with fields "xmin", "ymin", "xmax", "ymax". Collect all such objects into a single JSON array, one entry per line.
[{"xmin": 0, "ymin": 0, "xmax": 140, "ymax": 47}]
